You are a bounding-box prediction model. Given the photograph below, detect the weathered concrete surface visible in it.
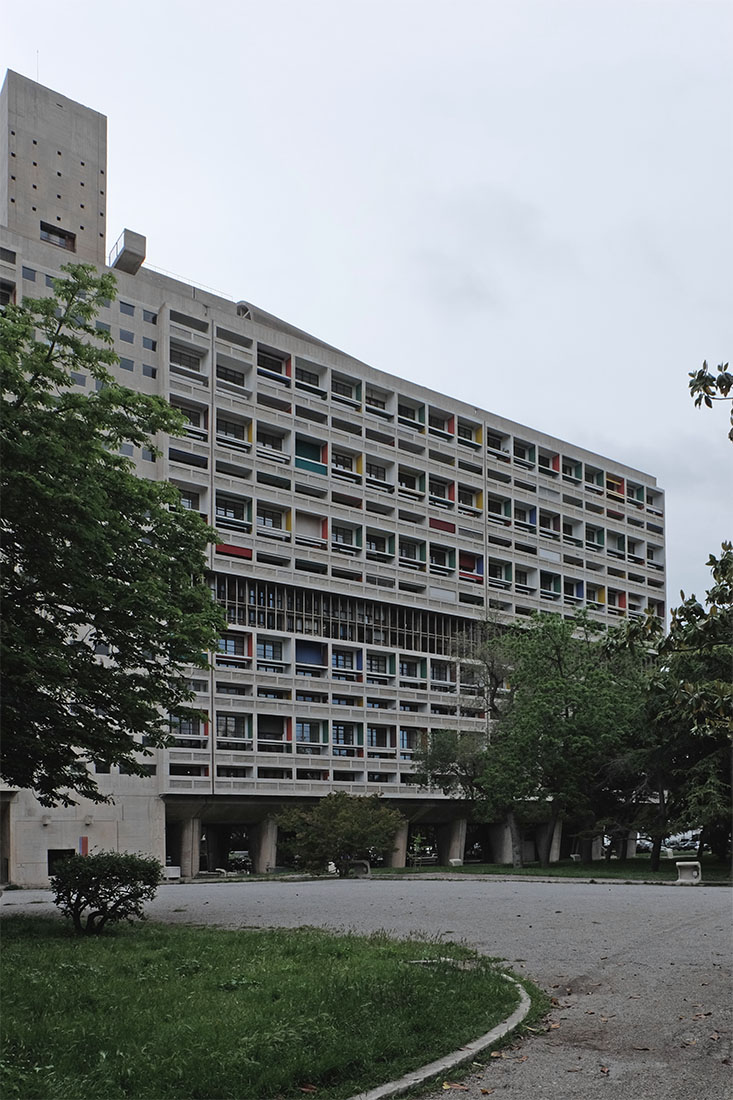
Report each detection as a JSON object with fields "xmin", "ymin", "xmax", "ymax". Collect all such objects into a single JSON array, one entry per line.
[{"xmin": 3, "ymin": 878, "xmax": 730, "ymax": 1099}]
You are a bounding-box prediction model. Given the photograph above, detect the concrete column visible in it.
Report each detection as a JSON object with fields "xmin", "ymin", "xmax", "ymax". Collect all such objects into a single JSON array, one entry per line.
[
  {"xmin": 180, "ymin": 817, "xmax": 201, "ymax": 879},
  {"xmin": 488, "ymin": 822, "xmax": 512, "ymax": 864},
  {"xmin": 436, "ymin": 818, "xmax": 467, "ymax": 866},
  {"xmin": 388, "ymin": 822, "xmax": 409, "ymax": 868},
  {"xmin": 251, "ymin": 817, "xmax": 278, "ymax": 874},
  {"xmin": 536, "ymin": 818, "xmax": 563, "ymax": 864}
]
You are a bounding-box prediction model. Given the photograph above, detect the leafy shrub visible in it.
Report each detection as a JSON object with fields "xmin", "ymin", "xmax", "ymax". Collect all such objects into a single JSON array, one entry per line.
[{"xmin": 50, "ymin": 851, "xmax": 162, "ymax": 934}]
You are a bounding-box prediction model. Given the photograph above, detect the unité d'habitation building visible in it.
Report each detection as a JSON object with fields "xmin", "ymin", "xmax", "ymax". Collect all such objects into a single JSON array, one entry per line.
[{"xmin": 0, "ymin": 71, "xmax": 666, "ymax": 886}]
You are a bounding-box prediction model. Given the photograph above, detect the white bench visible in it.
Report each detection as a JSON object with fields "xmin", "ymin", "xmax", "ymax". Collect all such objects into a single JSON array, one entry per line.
[{"xmin": 676, "ymin": 861, "xmax": 702, "ymax": 885}]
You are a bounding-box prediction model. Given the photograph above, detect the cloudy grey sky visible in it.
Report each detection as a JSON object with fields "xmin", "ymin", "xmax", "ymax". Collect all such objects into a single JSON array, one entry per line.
[{"xmin": 5, "ymin": 0, "xmax": 732, "ymax": 609}]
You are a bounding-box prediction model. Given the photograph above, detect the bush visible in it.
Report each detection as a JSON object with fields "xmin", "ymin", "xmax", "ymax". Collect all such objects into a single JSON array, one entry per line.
[{"xmin": 50, "ymin": 851, "xmax": 162, "ymax": 934}]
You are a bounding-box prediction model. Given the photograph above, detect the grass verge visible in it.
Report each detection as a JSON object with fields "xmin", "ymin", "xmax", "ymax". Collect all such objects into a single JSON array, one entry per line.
[
  {"xmin": 0, "ymin": 916, "xmax": 538, "ymax": 1100},
  {"xmin": 372, "ymin": 855, "xmax": 731, "ymax": 882}
]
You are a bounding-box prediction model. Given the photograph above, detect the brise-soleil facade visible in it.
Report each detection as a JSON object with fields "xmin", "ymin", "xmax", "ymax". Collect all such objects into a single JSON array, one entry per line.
[{"xmin": 0, "ymin": 71, "xmax": 666, "ymax": 885}]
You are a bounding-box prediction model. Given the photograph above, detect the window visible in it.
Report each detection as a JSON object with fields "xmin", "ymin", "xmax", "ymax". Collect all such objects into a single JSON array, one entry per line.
[
  {"xmin": 217, "ymin": 417, "xmax": 246, "ymax": 440},
  {"xmin": 22, "ymin": 266, "xmax": 36, "ymax": 281},
  {"xmin": 432, "ymin": 661, "xmax": 449, "ymax": 681},
  {"xmin": 257, "ymin": 641, "xmax": 283, "ymax": 660},
  {"xmin": 96, "ymin": 320, "xmax": 110, "ymax": 333},
  {"xmin": 429, "ymin": 414, "xmax": 446, "ymax": 430},
  {"xmin": 178, "ymin": 489, "xmax": 199, "ymax": 512},
  {"xmin": 296, "ymin": 720, "xmax": 319, "ymax": 742},
  {"xmin": 457, "ymin": 424, "xmax": 473, "ymax": 440},
  {"xmin": 430, "ymin": 548, "xmax": 447, "ymax": 566},
  {"xmin": 458, "ymin": 488, "xmax": 475, "ymax": 506},
  {"xmin": 258, "ymin": 349, "xmax": 286, "ymax": 373},
  {"xmin": 399, "ymin": 660, "xmax": 418, "ymax": 678},
  {"xmin": 366, "ymin": 535, "xmax": 386, "ymax": 553},
  {"xmin": 399, "ymin": 541, "xmax": 417, "ymax": 560},
  {"xmin": 332, "ymin": 651, "xmax": 353, "ymax": 669},
  {"xmin": 217, "ymin": 715, "xmax": 249, "ymax": 738},
  {"xmin": 332, "ymin": 378, "xmax": 353, "ymax": 397},
  {"xmin": 366, "ymin": 462, "xmax": 386, "ymax": 480},
  {"xmin": 332, "ymin": 724, "xmax": 354, "ymax": 745},
  {"xmin": 332, "ymin": 452, "xmax": 352, "ymax": 471},
  {"xmin": 295, "ymin": 366, "xmax": 319, "ymax": 386},
  {"xmin": 218, "ymin": 634, "xmax": 247, "ymax": 656},
  {"xmin": 217, "ymin": 683, "xmax": 248, "ymax": 696},
  {"xmin": 257, "ymin": 508, "xmax": 282, "ymax": 529},
  {"xmin": 70, "ymin": 372, "xmax": 86, "ymax": 386},
  {"xmin": 143, "ymin": 364, "xmax": 157, "ymax": 378},
  {"xmin": 143, "ymin": 336, "xmax": 157, "ymax": 351},
  {"xmin": 398, "ymin": 404, "xmax": 416, "ymax": 420},
  {"xmin": 120, "ymin": 301, "xmax": 135, "ymax": 316},
  {"xmin": 170, "ymin": 715, "xmax": 203, "ymax": 738},
  {"xmin": 515, "ymin": 569, "xmax": 528, "ymax": 586},
  {"xmin": 40, "ymin": 222, "xmax": 76, "ymax": 251},
  {"xmin": 217, "ymin": 364, "xmax": 245, "ymax": 387},
  {"xmin": 365, "ymin": 391, "xmax": 385, "ymax": 409},
  {"xmin": 332, "ymin": 526, "xmax": 352, "ymax": 545},
  {"xmin": 120, "ymin": 329, "xmax": 134, "ymax": 344},
  {"xmin": 143, "ymin": 309, "xmax": 157, "ymax": 324},
  {"xmin": 170, "ymin": 346, "xmax": 201, "ymax": 371},
  {"xmin": 119, "ymin": 443, "xmax": 134, "ymax": 457},
  {"xmin": 142, "ymin": 448, "xmax": 155, "ymax": 462},
  {"xmin": 366, "ymin": 654, "xmax": 387, "ymax": 673},
  {"xmin": 119, "ymin": 358, "xmax": 134, "ymax": 372},
  {"xmin": 216, "ymin": 497, "xmax": 246, "ymax": 521},
  {"xmin": 258, "ymin": 432, "xmax": 282, "ymax": 451}
]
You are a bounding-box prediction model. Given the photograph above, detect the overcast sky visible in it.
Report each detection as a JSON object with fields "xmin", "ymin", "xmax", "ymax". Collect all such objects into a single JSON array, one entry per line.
[{"xmin": 5, "ymin": 0, "xmax": 732, "ymax": 610}]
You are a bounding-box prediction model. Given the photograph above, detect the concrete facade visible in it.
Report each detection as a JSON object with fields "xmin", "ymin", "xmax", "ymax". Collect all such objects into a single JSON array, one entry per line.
[{"xmin": 0, "ymin": 71, "xmax": 666, "ymax": 885}]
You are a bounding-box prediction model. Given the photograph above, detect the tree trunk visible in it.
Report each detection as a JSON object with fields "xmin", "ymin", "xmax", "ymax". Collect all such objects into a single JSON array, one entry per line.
[
  {"xmin": 650, "ymin": 835, "xmax": 663, "ymax": 873},
  {"xmin": 507, "ymin": 809, "xmax": 523, "ymax": 868},
  {"xmin": 537, "ymin": 803, "xmax": 560, "ymax": 869}
]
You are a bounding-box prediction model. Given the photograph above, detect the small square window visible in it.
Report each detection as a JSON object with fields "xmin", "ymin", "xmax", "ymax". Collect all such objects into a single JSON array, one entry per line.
[
  {"xmin": 142, "ymin": 448, "xmax": 155, "ymax": 462},
  {"xmin": 70, "ymin": 371, "xmax": 86, "ymax": 386},
  {"xmin": 120, "ymin": 443, "xmax": 134, "ymax": 457},
  {"xmin": 119, "ymin": 329, "xmax": 134, "ymax": 343},
  {"xmin": 142, "ymin": 364, "xmax": 157, "ymax": 379},
  {"xmin": 96, "ymin": 321, "xmax": 110, "ymax": 333},
  {"xmin": 119, "ymin": 358, "xmax": 134, "ymax": 372},
  {"xmin": 45, "ymin": 274, "xmax": 55, "ymax": 288},
  {"xmin": 22, "ymin": 266, "xmax": 36, "ymax": 282},
  {"xmin": 120, "ymin": 301, "xmax": 135, "ymax": 316},
  {"xmin": 142, "ymin": 336, "xmax": 157, "ymax": 351},
  {"xmin": 143, "ymin": 309, "xmax": 157, "ymax": 325}
]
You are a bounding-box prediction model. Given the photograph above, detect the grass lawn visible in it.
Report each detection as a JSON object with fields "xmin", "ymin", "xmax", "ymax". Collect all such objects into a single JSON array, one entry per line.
[
  {"xmin": 372, "ymin": 855, "xmax": 731, "ymax": 882},
  {"xmin": 0, "ymin": 916, "xmax": 542, "ymax": 1100}
]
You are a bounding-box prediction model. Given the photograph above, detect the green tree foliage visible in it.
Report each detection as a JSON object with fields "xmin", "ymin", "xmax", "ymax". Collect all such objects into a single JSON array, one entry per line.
[
  {"xmin": 495, "ymin": 611, "xmax": 647, "ymax": 866},
  {"xmin": 688, "ymin": 360, "xmax": 732, "ymax": 441},
  {"xmin": 414, "ymin": 611, "xmax": 647, "ymax": 868},
  {"xmin": 278, "ymin": 792, "xmax": 405, "ymax": 876},
  {"xmin": 0, "ymin": 264, "xmax": 224, "ymax": 805},
  {"xmin": 50, "ymin": 850, "xmax": 162, "ymax": 934},
  {"xmin": 608, "ymin": 545, "xmax": 732, "ymax": 866}
]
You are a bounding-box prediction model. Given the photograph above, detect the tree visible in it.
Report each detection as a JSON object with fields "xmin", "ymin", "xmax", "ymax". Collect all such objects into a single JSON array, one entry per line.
[
  {"xmin": 50, "ymin": 851, "xmax": 162, "ymax": 934},
  {"xmin": 0, "ymin": 264, "xmax": 225, "ymax": 805},
  {"xmin": 495, "ymin": 611, "xmax": 647, "ymax": 867},
  {"xmin": 607, "ymin": 546, "xmax": 732, "ymax": 867},
  {"xmin": 688, "ymin": 360, "xmax": 732, "ymax": 441},
  {"xmin": 277, "ymin": 793, "xmax": 405, "ymax": 876},
  {"xmin": 412, "ymin": 614, "xmax": 526, "ymax": 867},
  {"xmin": 416, "ymin": 610, "xmax": 648, "ymax": 868}
]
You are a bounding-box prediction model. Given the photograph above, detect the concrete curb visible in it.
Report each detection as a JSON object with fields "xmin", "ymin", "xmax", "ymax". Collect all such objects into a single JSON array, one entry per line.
[{"xmin": 349, "ymin": 973, "xmax": 532, "ymax": 1100}]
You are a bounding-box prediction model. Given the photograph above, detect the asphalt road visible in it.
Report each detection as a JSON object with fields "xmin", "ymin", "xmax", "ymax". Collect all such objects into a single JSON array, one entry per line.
[{"xmin": 3, "ymin": 877, "xmax": 731, "ymax": 1099}]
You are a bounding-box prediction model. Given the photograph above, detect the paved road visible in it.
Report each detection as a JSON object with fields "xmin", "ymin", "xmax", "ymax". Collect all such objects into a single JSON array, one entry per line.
[{"xmin": 3, "ymin": 878, "xmax": 730, "ymax": 1099}]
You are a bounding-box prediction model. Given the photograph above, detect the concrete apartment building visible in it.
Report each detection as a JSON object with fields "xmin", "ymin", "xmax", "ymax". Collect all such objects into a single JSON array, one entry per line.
[{"xmin": 0, "ymin": 71, "xmax": 666, "ymax": 886}]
